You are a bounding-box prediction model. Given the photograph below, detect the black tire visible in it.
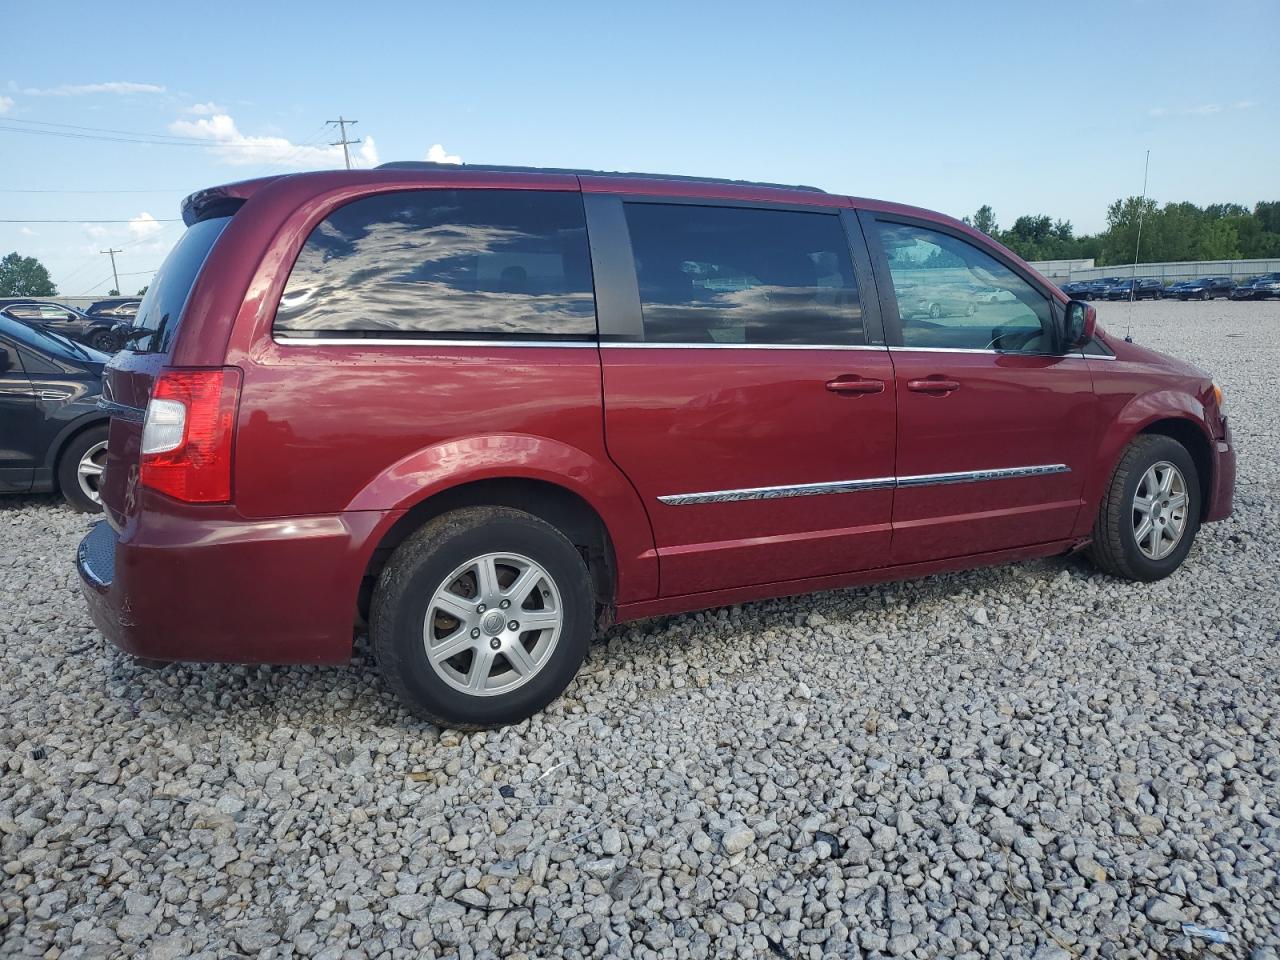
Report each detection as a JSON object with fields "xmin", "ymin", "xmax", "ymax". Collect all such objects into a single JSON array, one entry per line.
[
  {"xmin": 928, "ymin": 302, "xmax": 942, "ymax": 319},
  {"xmin": 89, "ymin": 330, "xmax": 119, "ymax": 353},
  {"xmin": 371, "ymin": 506, "xmax": 594, "ymax": 728},
  {"xmin": 1087, "ymin": 435, "xmax": 1201, "ymax": 582},
  {"xmin": 56, "ymin": 425, "xmax": 108, "ymax": 513}
]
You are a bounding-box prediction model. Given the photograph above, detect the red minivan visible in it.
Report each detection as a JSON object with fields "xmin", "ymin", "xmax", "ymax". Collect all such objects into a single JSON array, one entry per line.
[{"xmin": 76, "ymin": 163, "xmax": 1235, "ymax": 727}]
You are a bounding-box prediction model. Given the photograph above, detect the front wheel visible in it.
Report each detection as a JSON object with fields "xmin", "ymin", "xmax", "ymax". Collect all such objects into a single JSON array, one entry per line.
[
  {"xmin": 1087, "ymin": 435, "xmax": 1200, "ymax": 582},
  {"xmin": 371, "ymin": 507, "xmax": 594, "ymax": 728}
]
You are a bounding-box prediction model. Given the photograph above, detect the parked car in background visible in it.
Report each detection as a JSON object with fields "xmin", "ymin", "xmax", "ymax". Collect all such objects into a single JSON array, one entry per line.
[
  {"xmin": 0, "ymin": 313, "xmax": 110, "ymax": 512},
  {"xmin": 0, "ymin": 301, "xmax": 127, "ymax": 352},
  {"xmin": 1105, "ymin": 278, "xmax": 1165, "ymax": 301},
  {"xmin": 1059, "ymin": 281, "xmax": 1091, "ymax": 297},
  {"xmin": 1229, "ymin": 273, "xmax": 1280, "ymax": 300},
  {"xmin": 1251, "ymin": 275, "xmax": 1280, "ymax": 299},
  {"xmin": 86, "ymin": 298, "xmax": 142, "ymax": 321},
  {"xmin": 1083, "ymin": 277, "xmax": 1123, "ymax": 300},
  {"xmin": 1175, "ymin": 277, "xmax": 1234, "ymax": 300},
  {"xmin": 76, "ymin": 163, "xmax": 1235, "ymax": 728}
]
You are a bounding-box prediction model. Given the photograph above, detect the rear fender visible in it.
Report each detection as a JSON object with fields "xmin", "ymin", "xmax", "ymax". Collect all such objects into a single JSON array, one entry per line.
[{"xmin": 349, "ymin": 434, "xmax": 658, "ymax": 603}]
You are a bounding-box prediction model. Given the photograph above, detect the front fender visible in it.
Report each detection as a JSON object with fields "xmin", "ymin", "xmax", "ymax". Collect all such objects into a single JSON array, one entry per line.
[
  {"xmin": 348, "ymin": 433, "xmax": 658, "ymax": 603},
  {"xmin": 1075, "ymin": 389, "xmax": 1214, "ymax": 538}
]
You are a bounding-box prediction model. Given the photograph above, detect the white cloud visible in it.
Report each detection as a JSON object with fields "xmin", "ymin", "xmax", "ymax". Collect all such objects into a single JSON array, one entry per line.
[
  {"xmin": 82, "ymin": 224, "xmax": 109, "ymax": 239},
  {"xmin": 23, "ymin": 81, "xmax": 166, "ymax": 96},
  {"xmin": 128, "ymin": 212, "xmax": 163, "ymax": 239},
  {"xmin": 1149, "ymin": 101, "xmax": 1256, "ymax": 118},
  {"xmin": 20, "ymin": 226, "xmax": 36, "ymax": 236},
  {"xmin": 0, "ymin": 95, "xmax": 12, "ymax": 115},
  {"xmin": 425, "ymin": 143, "xmax": 463, "ymax": 165},
  {"xmin": 183, "ymin": 101, "xmax": 227, "ymax": 115},
  {"xmin": 168, "ymin": 112, "xmax": 380, "ymax": 168}
]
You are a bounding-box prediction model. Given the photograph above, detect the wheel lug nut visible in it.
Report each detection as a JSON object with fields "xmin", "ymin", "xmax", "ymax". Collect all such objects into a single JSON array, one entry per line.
[
  {"xmin": 470, "ymin": 628, "xmax": 481, "ymax": 639},
  {"xmin": 508, "ymin": 621, "xmax": 519, "ymax": 631},
  {"xmin": 476, "ymin": 603, "xmax": 486, "ymax": 613},
  {"xmin": 489, "ymin": 638, "xmax": 501, "ymax": 650},
  {"xmin": 499, "ymin": 599, "xmax": 510, "ymax": 609}
]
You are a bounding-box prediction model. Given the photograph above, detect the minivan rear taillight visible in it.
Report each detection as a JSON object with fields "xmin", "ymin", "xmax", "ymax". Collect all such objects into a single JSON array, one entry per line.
[{"xmin": 140, "ymin": 368, "xmax": 242, "ymax": 503}]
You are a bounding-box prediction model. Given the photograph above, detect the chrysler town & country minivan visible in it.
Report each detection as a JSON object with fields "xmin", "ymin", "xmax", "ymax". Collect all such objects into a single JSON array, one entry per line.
[{"xmin": 77, "ymin": 163, "xmax": 1235, "ymax": 727}]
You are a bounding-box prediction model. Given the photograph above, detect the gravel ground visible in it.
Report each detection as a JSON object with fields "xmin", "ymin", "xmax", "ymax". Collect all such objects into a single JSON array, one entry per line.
[{"xmin": 2, "ymin": 299, "xmax": 1278, "ymax": 960}]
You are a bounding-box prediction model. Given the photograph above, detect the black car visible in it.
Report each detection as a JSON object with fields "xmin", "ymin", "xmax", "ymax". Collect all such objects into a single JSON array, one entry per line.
[
  {"xmin": 1176, "ymin": 276, "xmax": 1235, "ymax": 300},
  {"xmin": 1081, "ymin": 277, "xmax": 1123, "ymax": 300},
  {"xmin": 86, "ymin": 297, "xmax": 142, "ymax": 321},
  {"xmin": 0, "ymin": 313, "xmax": 109, "ymax": 511},
  {"xmin": 1059, "ymin": 280, "xmax": 1091, "ymax": 297},
  {"xmin": 1230, "ymin": 273, "xmax": 1280, "ymax": 300},
  {"xmin": 0, "ymin": 301, "xmax": 126, "ymax": 352},
  {"xmin": 1105, "ymin": 278, "xmax": 1165, "ymax": 301}
]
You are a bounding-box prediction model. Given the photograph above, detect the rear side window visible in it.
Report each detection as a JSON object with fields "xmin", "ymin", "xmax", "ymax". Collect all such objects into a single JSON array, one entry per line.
[
  {"xmin": 131, "ymin": 215, "xmax": 232, "ymax": 354},
  {"xmin": 624, "ymin": 203, "xmax": 863, "ymax": 345},
  {"xmin": 274, "ymin": 190, "xmax": 596, "ymax": 341}
]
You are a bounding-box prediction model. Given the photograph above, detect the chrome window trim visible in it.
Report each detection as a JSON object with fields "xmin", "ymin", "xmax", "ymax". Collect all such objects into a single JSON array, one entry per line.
[
  {"xmin": 659, "ymin": 463, "xmax": 1070, "ymax": 505},
  {"xmin": 602, "ymin": 342, "xmax": 887, "ymax": 351},
  {"xmin": 889, "ymin": 346, "xmax": 1089, "ymax": 359},
  {"xmin": 273, "ymin": 335, "xmax": 597, "ymax": 348}
]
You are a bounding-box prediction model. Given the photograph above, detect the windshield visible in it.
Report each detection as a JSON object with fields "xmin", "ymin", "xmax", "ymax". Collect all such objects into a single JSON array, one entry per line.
[
  {"xmin": 0, "ymin": 314, "xmax": 105, "ymax": 362},
  {"xmin": 130, "ymin": 215, "xmax": 232, "ymax": 354}
]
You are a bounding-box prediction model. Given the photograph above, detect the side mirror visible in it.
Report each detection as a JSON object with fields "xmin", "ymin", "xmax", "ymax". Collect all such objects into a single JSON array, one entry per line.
[
  {"xmin": 0, "ymin": 347, "xmax": 11, "ymax": 372},
  {"xmin": 1063, "ymin": 300, "xmax": 1096, "ymax": 351}
]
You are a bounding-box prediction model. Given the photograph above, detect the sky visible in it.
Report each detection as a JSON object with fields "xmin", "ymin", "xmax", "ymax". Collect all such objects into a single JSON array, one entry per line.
[{"xmin": 3, "ymin": 0, "xmax": 1277, "ymax": 296}]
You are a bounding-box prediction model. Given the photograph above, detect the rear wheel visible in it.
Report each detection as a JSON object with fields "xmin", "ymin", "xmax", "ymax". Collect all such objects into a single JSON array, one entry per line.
[
  {"xmin": 57, "ymin": 425, "xmax": 108, "ymax": 513},
  {"xmin": 89, "ymin": 330, "xmax": 119, "ymax": 353},
  {"xmin": 371, "ymin": 506, "xmax": 594, "ymax": 728},
  {"xmin": 1087, "ymin": 435, "xmax": 1200, "ymax": 582},
  {"xmin": 928, "ymin": 302, "xmax": 942, "ymax": 319}
]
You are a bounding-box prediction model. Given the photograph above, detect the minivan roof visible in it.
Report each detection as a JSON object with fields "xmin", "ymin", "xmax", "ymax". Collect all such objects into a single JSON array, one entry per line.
[{"xmin": 377, "ymin": 160, "xmax": 827, "ymax": 193}]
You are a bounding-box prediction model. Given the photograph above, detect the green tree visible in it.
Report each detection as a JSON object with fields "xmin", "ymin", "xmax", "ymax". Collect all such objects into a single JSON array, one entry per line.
[
  {"xmin": 0, "ymin": 252, "xmax": 57, "ymax": 297},
  {"xmin": 1099, "ymin": 197, "xmax": 1159, "ymax": 266},
  {"xmin": 963, "ymin": 204, "xmax": 999, "ymax": 236},
  {"xmin": 136, "ymin": 284, "xmax": 149, "ymax": 296}
]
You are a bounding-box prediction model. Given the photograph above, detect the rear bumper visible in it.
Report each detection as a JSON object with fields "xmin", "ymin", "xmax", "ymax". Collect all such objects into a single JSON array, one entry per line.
[
  {"xmin": 76, "ymin": 505, "xmax": 395, "ymax": 664},
  {"xmin": 1205, "ymin": 419, "xmax": 1235, "ymax": 523}
]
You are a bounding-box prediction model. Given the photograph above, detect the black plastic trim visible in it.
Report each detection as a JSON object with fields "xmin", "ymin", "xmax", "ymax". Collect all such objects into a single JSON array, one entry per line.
[
  {"xmin": 840, "ymin": 209, "xmax": 884, "ymax": 347},
  {"xmin": 582, "ymin": 194, "xmax": 644, "ymax": 343}
]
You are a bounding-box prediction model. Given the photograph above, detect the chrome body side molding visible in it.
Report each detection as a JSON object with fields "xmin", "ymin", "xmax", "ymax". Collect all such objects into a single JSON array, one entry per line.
[{"xmin": 658, "ymin": 464, "xmax": 1070, "ymax": 506}]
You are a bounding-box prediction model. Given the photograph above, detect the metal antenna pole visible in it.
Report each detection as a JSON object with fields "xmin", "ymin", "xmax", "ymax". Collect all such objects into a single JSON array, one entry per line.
[
  {"xmin": 1125, "ymin": 150, "xmax": 1150, "ymax": 342},
  {"xmin": 100, "ymin": 247, "xmax": 122, "ymax": 293},
  {"xmin": 326, "ymin": 116, "xmax": 361, "ymax": 170}
]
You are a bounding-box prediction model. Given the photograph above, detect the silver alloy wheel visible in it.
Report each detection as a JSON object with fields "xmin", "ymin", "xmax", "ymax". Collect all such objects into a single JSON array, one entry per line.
[
  {"xmin": 77, "ymin": 440, "xmax": 108, "ymax": 504},
  {"xmin": 1132, "ymin": 460, "xmax": 1188, "ymax": 560},
  {"xmin": 423, "ymin": 552, "xmax": 562, "ymax": 696}
]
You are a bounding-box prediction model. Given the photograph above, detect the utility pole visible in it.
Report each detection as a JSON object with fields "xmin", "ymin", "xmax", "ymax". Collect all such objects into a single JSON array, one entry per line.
[
  {"xmin": 100, "ymin": 247, "xmax": 122, "ymax": 294},
  {"xmin": 326, "ymin": 116, "xmax": 361, "ymax": 170}
]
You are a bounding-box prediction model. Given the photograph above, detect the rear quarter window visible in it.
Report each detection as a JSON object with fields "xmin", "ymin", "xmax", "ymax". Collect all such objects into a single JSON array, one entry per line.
[
  {"xmin": 131, "ymin": 216, "xmax": 232, "ymax": 354},
  {"xmin": 273, "ymin": 189, "xmax": 597, "ymax": 341}
]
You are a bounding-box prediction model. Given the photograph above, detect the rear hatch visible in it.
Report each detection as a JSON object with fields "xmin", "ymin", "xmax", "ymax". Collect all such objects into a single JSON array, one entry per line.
[{"xmin": 99, "ymin": 215, "xmax": 234, "ymax": 529}]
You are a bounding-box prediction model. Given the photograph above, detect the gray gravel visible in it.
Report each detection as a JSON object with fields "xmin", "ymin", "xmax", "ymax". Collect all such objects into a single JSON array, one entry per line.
[{"xmin": 2, "ymin": 298, "xmax": 1278, "ymax": 959}]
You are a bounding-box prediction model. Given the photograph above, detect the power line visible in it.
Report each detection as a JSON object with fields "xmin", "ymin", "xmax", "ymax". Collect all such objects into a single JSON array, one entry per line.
[
  {"xmin": 0, "ymin": 188, "xmax": 188, "ymax": 194},
  {"xmin": 0, "ymin": 218, "xmax": 183, "ymax": 223},
  {"xmin": 326, "ymin": 116, "xmax": 360, "ymax": 170}
]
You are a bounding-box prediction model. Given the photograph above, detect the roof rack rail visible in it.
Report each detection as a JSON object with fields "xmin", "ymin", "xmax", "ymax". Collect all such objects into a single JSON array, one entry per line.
[{"xmin": 375, "ymin": 161, "xmax": 826, "ymax": 193}]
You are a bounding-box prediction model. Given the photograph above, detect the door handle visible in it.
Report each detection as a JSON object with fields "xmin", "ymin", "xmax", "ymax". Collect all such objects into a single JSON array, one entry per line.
[
  {"xmin": 825, "ymin": 377, "xmax": 885, "ymax": 395},
  {"xmin": 907, "ymin": 378, "xmax": 961, "ymax": 394}
]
